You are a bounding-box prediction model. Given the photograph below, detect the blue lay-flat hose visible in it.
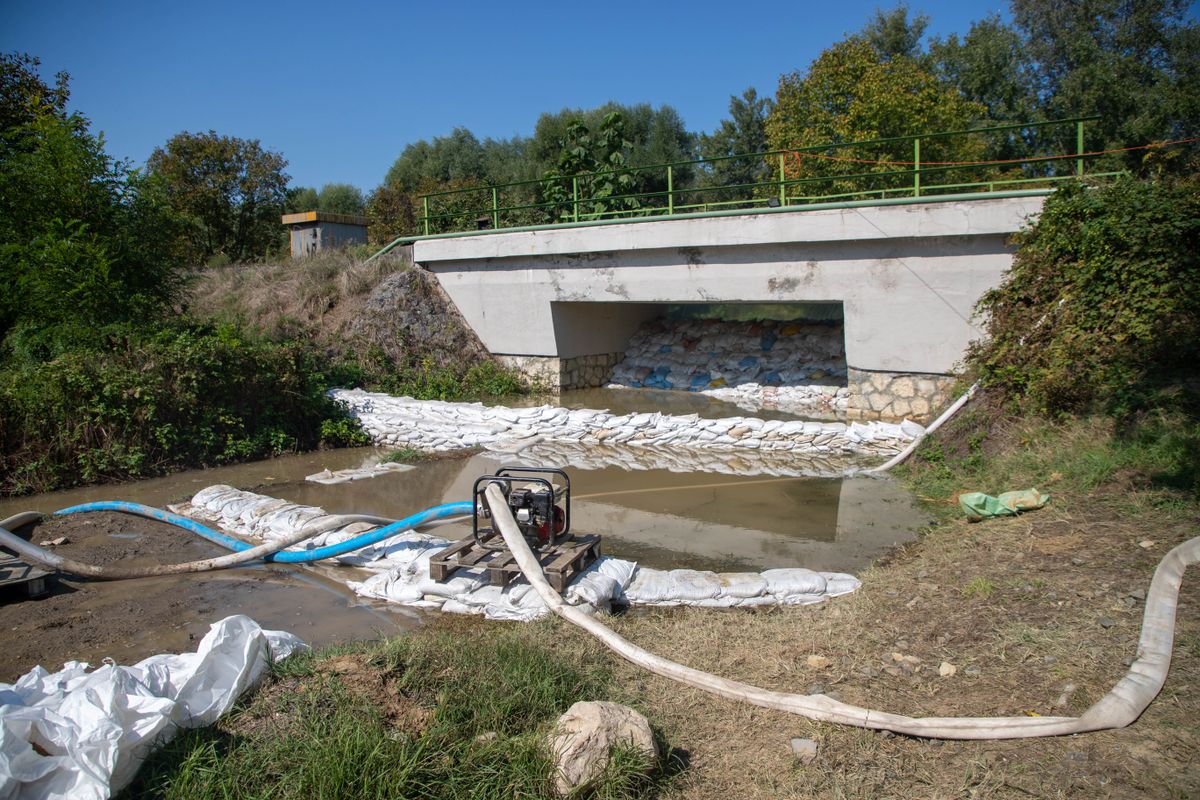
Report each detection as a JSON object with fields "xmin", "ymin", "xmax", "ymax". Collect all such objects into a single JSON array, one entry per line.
[{"xmin": 53, "ymin": 500, "xmax": 473, "ymax": 563}]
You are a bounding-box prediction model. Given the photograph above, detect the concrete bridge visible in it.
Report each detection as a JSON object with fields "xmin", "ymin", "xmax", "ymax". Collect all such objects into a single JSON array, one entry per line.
[{"xmin": 413, "ymin": 194, "xmax": 1046, "ymax": 421}]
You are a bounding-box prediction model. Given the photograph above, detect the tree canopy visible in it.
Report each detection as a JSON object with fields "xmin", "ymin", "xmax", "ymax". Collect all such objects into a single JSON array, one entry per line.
[
  {"xmin": 765, "ymin": 38, "xmax": 987, "ymax": 189},
  {"xmin": 698, "ymin": 88, "xmax": 773, "ymax": 197},
  {"xmin": 0, "ymin": 52, "xmax": 183, "ymax": 357},
  {"xmin": 148, "ymin": 130, "xmax": 289, "ymax": 262}
]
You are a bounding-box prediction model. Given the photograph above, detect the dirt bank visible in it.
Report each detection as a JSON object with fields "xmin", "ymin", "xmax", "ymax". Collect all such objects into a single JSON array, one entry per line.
[
  {"xmin": 0, "ymin": 511, "xmax": 413, "ymax": 682},
  {"xmin": 186, "ymin": 251, "xmax": 493, "ymax": 373}
]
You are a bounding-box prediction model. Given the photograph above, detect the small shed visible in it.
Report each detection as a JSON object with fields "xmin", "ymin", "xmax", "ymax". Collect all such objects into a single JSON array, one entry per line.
[{"xmin": 281, "ymin": 211, "xmax": 369, "ymax": 257}]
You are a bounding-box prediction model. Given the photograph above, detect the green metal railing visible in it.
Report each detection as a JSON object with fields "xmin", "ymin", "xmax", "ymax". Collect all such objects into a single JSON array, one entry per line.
[{"xmin": 406, "ymin": 117, "xmax": 1116, "ymax": 241}]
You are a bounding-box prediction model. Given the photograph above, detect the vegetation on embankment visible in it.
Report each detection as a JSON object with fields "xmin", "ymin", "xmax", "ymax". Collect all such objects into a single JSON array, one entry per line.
[
  {"xmin": 0, "ymin": 249, "xmax": 525, "ymax": 497},
  {"xmin": 961, "ymin": 173, "xmax": 1200, "ymax": 497},
  {"xmin": 124, "ymin": 619, "xmax": 675, "ymax": 800},
  {"xmin": 185, "ymin": 248, "xmax": 525, "ymax": 402}
]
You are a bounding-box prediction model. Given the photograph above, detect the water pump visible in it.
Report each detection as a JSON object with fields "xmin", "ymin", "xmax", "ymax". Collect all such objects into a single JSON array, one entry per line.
[{"xmin": 472, "ymin": 466, "xmax": 570, "ymax": 551}]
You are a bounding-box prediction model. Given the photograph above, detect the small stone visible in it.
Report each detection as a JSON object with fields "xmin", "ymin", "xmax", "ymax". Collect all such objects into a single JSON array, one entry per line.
[
  {"xmin": 790, "ymin": 737, "xmax": 819, "ymax": 763},
  {"xmin": 964, "ymin": 665, "xmax": 982, "ymax": 677},
  {"xmin": 938, "ymin": 661, "xmax": 957, "ymax": 678},
  {"xmin": 1129, "ymin": 588, "xmax": 1146, "ymax": 601},
  {"xmin": 806, "ymin": 683, "xmax": 826, "ymax": 695},
  {"xmin": 806, "ymin": 655, "xmax": 832, "ymax": 669},
  {"xmin": 895, "ymin": 640, "xmax": 910, "ymax": 651},
  {"xmin": 38, "ymin": 537, "xmax": 69, "ymax": 547},
  {"xmin": 1138, "ymin": 540, "xmax": 1156, "ymax": 549},
  {"xmin": 1098, "ymin": 616, "xmax": 1115, "ymax": 629},
  {"xmin": 1071, "ymin": 557, "xmax": 1086, "ymax": 566}
]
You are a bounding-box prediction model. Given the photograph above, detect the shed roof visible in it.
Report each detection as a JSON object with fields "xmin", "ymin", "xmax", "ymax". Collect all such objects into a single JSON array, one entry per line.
[{"xmin": 281, "ymin": 210, "xmax": 368, "ymax": 227}]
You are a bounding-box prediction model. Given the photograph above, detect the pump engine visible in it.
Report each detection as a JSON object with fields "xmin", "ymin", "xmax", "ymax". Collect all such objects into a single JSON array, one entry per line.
[{"xmin": 472, "ymin": 467, "xmax": 570, "ymax": 552}]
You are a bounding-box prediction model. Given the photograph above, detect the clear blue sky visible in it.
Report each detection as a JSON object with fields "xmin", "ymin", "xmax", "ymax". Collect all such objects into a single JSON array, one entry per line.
[{"xmin": 4, "ymin": 0, "xmax": 1017, "ymax": 191}]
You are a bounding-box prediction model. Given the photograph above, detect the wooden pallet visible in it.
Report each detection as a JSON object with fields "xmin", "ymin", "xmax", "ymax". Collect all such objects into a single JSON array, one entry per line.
[
  {"xmin": 0, "ymin": 554, "xmax": 50, "ymax": 599},
  {"xmin": 429, "ymin": 532, "xmax": 601, "ymax": 593}
]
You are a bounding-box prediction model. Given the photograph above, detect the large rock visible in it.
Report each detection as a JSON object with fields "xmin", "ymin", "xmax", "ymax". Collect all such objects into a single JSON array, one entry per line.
[{"xmin": 548, "ymin": 701, "xmax": 659, "ymax": 795}]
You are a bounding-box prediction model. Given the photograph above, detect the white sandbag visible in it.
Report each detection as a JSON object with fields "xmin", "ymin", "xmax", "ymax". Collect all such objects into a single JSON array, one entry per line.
[
  {"xmin": 179, "ymin": 487, "xmax": 862, "ymax": 623},
  {"xmin": 760, "ymin": 568, "xmax": 827, "ymax": 597},
  {"xmin": 716, "ymin": 572, "xmax": 769, "ymax": 598},
  {"xmin": 0, "ymin": 616, "xmax": 305, "ymax": 800}
]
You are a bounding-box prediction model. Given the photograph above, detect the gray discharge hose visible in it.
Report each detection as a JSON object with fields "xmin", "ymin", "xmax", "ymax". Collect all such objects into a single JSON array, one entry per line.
[
  {"xmin": 484, "ymin": 483, "xmax": 1199, "ymax": 739},
  {"xmin": 0, "ymin": 509, "xmax": 469, "ymax": 580},
  {"xmin": 0, "ymin": 512, "xmax": 392, "ymax": 579}
]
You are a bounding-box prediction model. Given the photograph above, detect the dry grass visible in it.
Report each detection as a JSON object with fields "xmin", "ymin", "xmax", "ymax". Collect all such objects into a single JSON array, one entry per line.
[
  {"xmin": 185, "ymin": 249, "xmax": 408, "ymax": 340},
  {"xmin": 526, "ymin": 447, "xmax": 1200, "ymax": 799}
]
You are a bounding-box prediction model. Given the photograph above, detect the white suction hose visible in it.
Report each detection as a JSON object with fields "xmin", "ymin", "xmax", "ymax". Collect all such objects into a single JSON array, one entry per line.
[
  {"xmin": 484, "ymin": 482, "xmax": 1198, "ymax": 739},
  {"xmin": 868, "ymin": 382, "xmax": 979, "ymax": 474}
]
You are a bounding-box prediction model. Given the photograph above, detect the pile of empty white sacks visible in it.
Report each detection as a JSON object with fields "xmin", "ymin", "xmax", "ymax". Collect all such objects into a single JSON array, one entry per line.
[
  {"xmin": 331, "ymin": 389, "xmax": 923, "ymax": 472},
  {"xmin": 607, "ymin": 318, "xmax": 849, "ymax": 415},
  {"xmin": 174, "ymin": 485, "xmax": 862, "ymax": 622}
]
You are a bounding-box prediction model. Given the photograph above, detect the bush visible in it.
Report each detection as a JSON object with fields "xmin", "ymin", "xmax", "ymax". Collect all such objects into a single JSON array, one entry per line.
[
  {"xmin": 968, "ymin": 177, "xmax": 1200, "ymax": 417},
  {"xmin": 0, "ymin": 322, "xmax": 364, "ymax": 494}
]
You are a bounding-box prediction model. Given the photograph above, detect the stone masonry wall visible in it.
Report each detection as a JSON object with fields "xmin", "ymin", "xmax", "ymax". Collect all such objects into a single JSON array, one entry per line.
[
  {"xmin": 497, "ymin": 353, "xmax": 623, "ymax": 392},
  {"xmin": 845, "ymin": 368, "xmax": 956, "ymax": 424}
]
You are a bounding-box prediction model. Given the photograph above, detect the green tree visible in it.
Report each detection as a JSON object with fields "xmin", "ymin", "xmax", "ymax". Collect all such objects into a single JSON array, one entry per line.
[
  {"xmin": 1, "ymin": 52, "xmax": 69, "ymax": 134},
  {"xmin": 531, "ymin": 102, "xmax": 694, "ymax": 184},
  {"xmin": 541, "ymin": 112, "xmax": 641, "ymax": 222},
  {"xmin": 766, "ymin": 38, "xmax": 987, "ymax": 196},
  {"xmin": 317, "ymin": 182, "xmax": 365, "ymax": 214},
  {"xmin": 148, "ymin": 130, "xmax": 289, "ymax": 262},
  {"xmin": 383, "ymin": 127, "xmax": 488, "ymax": 192},
  {"xmin": 1012, "ymin": 0, "xmax": 1200, "ymax": 171},
  {"xmin": 862, "ymin": 4, "xmax": 931, "ymax": 61},
  {"xmin": 0, "ymin": 54, "xmax": 184, "ymax": 355},
  {"xmin": 285, "ymin": 185, "xmax": 318, "ymax": 213},
  {"xmin": 931, "ymin": 16, "xmax": 1038, "ymax": 124},
  {"xmin": 930, "ymin": 16, "xmax": 1040, "ymax": 162},
  {"xmin": 698, "ymin": 87, "xmax": 773, "ymax": 200}
]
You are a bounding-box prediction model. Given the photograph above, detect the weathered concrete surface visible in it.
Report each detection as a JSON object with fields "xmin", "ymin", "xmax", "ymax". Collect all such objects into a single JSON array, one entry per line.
[{"xmin": 415, "ymin": 197, "xmax": 1044, "ymax": 378}]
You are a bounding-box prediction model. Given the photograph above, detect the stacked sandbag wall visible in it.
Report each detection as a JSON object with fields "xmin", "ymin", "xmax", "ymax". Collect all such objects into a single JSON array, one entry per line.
[{"xmin": 606, "ymin": 318, "xmax": 848, "ymax": 416}]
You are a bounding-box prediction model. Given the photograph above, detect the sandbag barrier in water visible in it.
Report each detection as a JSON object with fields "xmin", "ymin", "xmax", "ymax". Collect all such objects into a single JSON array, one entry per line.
[
  {"xmin": 172, "ymin": 485, "xmax": 861, "ymax": 623},
  {"xmin": 331, "ymin": 390, "xmax": 923, "ymax": 470}
]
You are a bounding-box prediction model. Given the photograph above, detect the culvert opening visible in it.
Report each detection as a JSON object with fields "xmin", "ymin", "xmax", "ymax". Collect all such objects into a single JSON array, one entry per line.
[{"xmin": 606, "ymin": 302, "xmax": 848, "ymax": 417}]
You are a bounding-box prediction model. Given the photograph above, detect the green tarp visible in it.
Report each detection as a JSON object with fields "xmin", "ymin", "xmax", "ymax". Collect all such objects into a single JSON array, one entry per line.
[{"xmin": 959, "ymin": 488, "xmax": 1049, "ymax": 521}]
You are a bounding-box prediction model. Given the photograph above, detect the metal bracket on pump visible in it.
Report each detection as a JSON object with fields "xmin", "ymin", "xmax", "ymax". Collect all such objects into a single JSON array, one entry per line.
[{"xmin": 472, "ymin": 466, "xmax": 570, "ymax": 552}]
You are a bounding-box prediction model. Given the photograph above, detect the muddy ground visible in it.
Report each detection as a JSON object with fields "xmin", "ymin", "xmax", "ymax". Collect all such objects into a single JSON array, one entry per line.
[{"xmin": 0, "ymin": 511, "xmax": 411, "ymax": 682}]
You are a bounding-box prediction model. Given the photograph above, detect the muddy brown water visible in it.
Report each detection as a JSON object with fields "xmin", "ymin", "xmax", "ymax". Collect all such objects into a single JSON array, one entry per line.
[{"xmin": 0, "ymin": 387, "xmax": 926, "ymax": 678}]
